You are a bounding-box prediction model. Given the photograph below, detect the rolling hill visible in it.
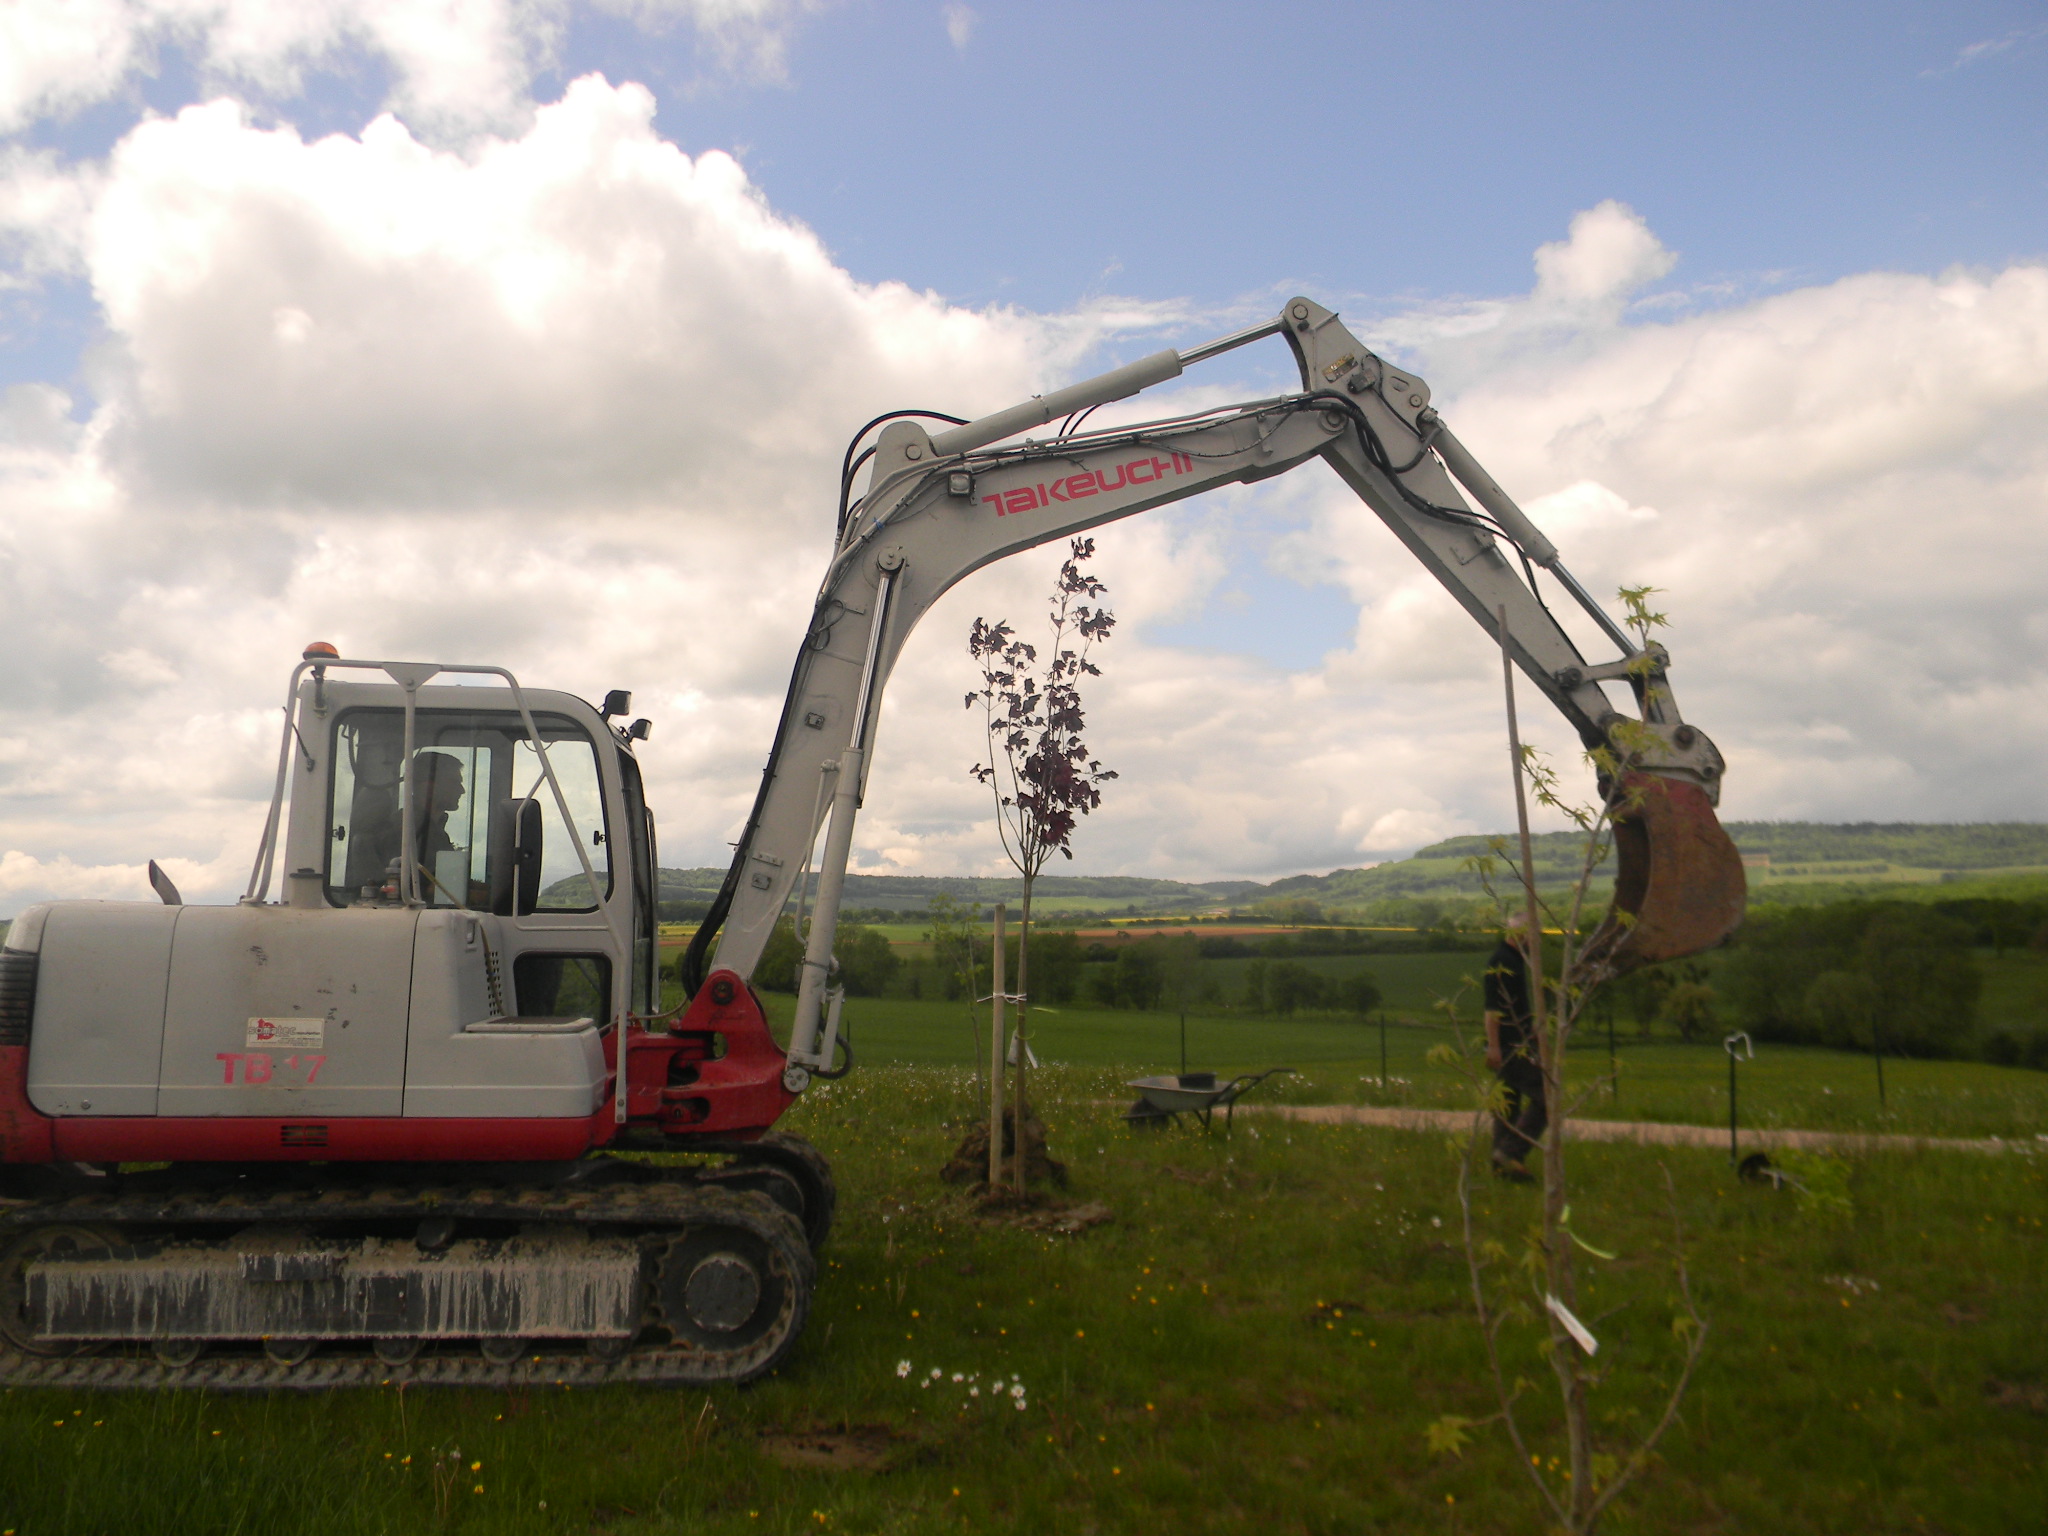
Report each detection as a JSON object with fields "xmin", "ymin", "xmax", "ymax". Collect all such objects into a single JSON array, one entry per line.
[{"xmin": 640, "ymin": 822, "xmax": 2048, "ymax": 922}]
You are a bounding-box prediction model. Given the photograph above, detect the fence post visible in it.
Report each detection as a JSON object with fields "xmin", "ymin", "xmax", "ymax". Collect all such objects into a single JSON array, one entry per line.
[{"xmin": 1724, "ymin": 1031, "xmax": 1753, "ymax": 1168}]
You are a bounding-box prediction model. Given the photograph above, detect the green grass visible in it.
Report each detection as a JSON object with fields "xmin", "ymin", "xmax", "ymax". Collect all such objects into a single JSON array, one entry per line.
[
  {"xmin": 3, "ymin": 1065, "xmax": 2043, "ymax": 1534},
  {"xmin": 805, "ymin": 978, "xmax": 2048, "ymax": 1142}
]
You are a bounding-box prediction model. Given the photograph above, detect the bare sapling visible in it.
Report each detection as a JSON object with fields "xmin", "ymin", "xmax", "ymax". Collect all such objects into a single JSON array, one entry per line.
[
  {"xmin": 924, "ymin": 891, "xmax": 987, "ymax": 1091},
  {"xmin": 966, "ymin": 537, "xmax": 1117, "ymax": 1192},
  {"xmin": 1426, "ymin": 587, "xmax": 1708, "ymax": 1535}
]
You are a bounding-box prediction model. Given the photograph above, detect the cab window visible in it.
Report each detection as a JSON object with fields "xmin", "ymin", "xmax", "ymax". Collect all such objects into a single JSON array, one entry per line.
[{"xmin": 325, "ymin": 708, "xmax": 611, "ymax": 910}]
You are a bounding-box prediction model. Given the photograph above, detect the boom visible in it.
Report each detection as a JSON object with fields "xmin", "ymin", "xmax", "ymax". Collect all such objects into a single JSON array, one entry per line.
[{"xmin": 684, "ymin": 297, "xmax": 1744, "ymax": 1083}]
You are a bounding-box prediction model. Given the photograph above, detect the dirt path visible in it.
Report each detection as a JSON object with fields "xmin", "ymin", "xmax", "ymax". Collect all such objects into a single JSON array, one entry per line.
[{"xmin": 1246, "ymin": 1102, "xmax": 2030, "ymax": 1156}]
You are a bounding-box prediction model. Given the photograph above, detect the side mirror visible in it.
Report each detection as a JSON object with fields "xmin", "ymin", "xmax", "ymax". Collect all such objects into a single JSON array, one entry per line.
[
  {"xmin": 600, "ymin": 689, "xmax": 632, "ymax": 721},
  {"xmin": 489, "ymin": 797, "xmax": 544, "ymax": 916}
]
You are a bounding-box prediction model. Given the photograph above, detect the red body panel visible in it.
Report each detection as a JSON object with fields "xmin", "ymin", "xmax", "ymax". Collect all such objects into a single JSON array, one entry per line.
[
  {"xmin": 1, "ymin": 970, "xmax": 794, "ymax": 1165},
  {"xmin": 0, "ymin": 1045, "xmax": 54, "ymax": 1163},
  {"xmin": 624, "ymin": 972, "xmax": 798, "ymax": 1140}
]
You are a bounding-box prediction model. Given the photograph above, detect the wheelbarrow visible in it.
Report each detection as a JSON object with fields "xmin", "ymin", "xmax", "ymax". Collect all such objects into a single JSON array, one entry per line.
[{"xmin": 1123, "ymin": 1068, "xmax": 1295, "ymax": 1132}]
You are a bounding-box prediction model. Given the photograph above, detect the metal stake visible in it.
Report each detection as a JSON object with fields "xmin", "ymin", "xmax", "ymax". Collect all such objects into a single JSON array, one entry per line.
[{"xmin": 1724, "ymin": 1031, "xmax": 1754, "ymax": 1167}]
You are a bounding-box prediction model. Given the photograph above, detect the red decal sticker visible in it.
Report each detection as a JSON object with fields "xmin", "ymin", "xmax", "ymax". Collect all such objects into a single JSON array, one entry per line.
[
  {"xmin": 244, "ymin": 1053, "xmax": 273, "ymax": 1085},
  {"xmin": 303, "ymin": 1054, "xmax": 327, "ymax": 1084},
  {"xmin": 217, "ymin": 1052, "xmax": 241, "ymax": 1084},
  {"xmin": 980, "ymin": 452, "xmax": 1190, "ymax": 519}
]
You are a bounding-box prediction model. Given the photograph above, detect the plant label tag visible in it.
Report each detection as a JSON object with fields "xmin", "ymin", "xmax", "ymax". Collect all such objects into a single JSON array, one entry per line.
[
  {"xmin": 1545, "ymin": 1293, "xmax": 1599, "ymax": 1355},
  {"xmin": 246, "ymin": 1016, "xmax": 325, "ymax": 1049}
]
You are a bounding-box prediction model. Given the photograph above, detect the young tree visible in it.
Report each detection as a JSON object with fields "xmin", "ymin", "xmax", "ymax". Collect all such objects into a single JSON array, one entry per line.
[
  {"xmin": 1157, "ymin": 932, "xmax": 1204, "ymax": 1074},
  {"xmin": 1338, "ymin": 969, "xmax": 1382, "ymax": 1019},
  {"xmin": 832, "ymin": 923, "xmax": 900, "ymax": 997},
  {"xmin": 925, "ymin": 892, "xmax": 985, "ymax": 1086},
  {"xmin": 1428, "ymin": 588, "xmax": 1709, "ymax": 1535},
  {"xmin": 966, "ymin": 537, "xmax": 1118, "ymax": 1190},
  {"xmin": 1264, "ymin": 960, "xmax": 1326, "ymax": 1016}
]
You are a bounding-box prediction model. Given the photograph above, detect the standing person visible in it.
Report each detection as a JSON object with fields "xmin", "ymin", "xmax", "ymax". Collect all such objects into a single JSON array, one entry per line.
[{"xmin": 1482, "ymin": 910, "xmax": 1546, "ymax": 1182}]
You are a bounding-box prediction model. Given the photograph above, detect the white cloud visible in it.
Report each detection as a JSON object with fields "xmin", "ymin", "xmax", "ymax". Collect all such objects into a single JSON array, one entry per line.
[
  {"xmin": 4, "ymin": 77, "xmax": 2048, "ymax": 914},
  {"xmin": 0, "ymin": 0, "xmax": 815, "ymax": 138},
  {"xmin": 1531, "ymin": 200, "xmax": 1675, "ymax": 310},
  {"xmin": 942, "ymin": 3, "xmax": 975, "ymax": 52},
  {"xmin": 1384, "ymin": 255, "xmax": 2048, "ymax": 831},
  {"xmin": 1363, "ymin": 199, "xmax": 1682, "ymax": 385},
  {"xmin": 0, "ymin": 77, "xmax": 1147, "ymax": 908},
  {"xmin": 1926, "ymin": 23, "xmax": 2048, "ymax": 76},
  {"xmin": 0, "ymin": 146, "xmax": 102, "ymax": 279},
  {"xmin": 81, "ymin": 83, "xmax": 1075, "ymax": 512},
  {"xmin": 0, "ymin": 0, "xmax": 143, "ymax": 134}
]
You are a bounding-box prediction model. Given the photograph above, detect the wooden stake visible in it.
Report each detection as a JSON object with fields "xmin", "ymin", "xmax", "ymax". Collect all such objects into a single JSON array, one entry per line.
[
  {"xmin": 1013, "ymin": 891, "xmax": 1030, "ymax": 1195},
  {"xmin": 988, "ymin": 904, "xmax": 1006, "ymax": 1189}
]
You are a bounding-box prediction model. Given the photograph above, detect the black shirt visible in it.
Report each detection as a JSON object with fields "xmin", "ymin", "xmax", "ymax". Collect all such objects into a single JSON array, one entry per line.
[{"xmin": 1483, "ymin": 938, "xmax": 1533, "ymax": 1048}]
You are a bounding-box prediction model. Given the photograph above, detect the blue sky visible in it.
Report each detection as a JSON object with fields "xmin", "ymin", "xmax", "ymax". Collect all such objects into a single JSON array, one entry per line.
[
  {"xmin": 1, "ymin": 1, "xmax": 2046, "ymax": 904},
  {"xmin": 12, "ymin": 4, "xmax": 2048, "ymax": 388},
  {"xmin": 591, "ymin": 3, "xmax": 2048, "ymax": 313}
]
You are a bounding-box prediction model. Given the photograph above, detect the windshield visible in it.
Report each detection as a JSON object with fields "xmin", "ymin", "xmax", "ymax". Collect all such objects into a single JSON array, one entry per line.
[{"xmin": 325, "ymin": 707, "xmax": 612, "ymax": 911}]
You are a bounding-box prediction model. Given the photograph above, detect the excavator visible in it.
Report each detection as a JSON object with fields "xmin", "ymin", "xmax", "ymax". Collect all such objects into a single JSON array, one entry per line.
[{"xmin": 0, "ymin": 297, "xmax": 1744, "ymax": 1389}]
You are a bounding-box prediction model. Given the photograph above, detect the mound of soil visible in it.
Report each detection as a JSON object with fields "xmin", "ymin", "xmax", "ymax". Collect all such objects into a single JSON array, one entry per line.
[{"xmin": 940, "ymin": 1106, "xmax": 1068, "ymax": 1190}]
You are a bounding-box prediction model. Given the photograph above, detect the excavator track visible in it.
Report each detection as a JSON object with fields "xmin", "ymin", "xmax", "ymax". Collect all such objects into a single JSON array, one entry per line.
[
  {"xmin": 0, "ymin": 1150, "xmax": 824, "ymax": 1392},
  {"xmin": 0, "ymin": 1335, "xmax": 802, "ymax": 1393}
]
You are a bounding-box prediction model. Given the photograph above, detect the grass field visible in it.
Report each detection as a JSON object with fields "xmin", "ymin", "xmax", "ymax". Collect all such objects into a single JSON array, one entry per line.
[
  {"xmin": 5, "ymin": 946, "xmax": 2043, "ymax": 1532},
  {"xmin": 2, "ymin": 1063, "xmax": 2042, "ymax": 1535},
  {"xmin": 802, "ymin": 967, "xmax": 2048, "ymax": 1142}
]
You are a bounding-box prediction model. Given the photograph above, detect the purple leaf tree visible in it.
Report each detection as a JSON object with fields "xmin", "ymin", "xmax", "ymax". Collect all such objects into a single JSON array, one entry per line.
[{"xmin": 966, "ymin": 537, "xmax": 1118, "ymax": 1187}]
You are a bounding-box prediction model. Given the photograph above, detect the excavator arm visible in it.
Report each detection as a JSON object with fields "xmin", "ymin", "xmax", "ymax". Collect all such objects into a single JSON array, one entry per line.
[{"xmin": 684, "ymin": 297, "xmax": 1745, "ymax": 1080}]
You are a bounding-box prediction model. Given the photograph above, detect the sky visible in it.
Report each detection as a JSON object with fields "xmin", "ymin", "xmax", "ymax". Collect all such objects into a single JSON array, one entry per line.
[{"xmin": 0, "ymin": 0, "xmax": 2046, "ymax": 912}]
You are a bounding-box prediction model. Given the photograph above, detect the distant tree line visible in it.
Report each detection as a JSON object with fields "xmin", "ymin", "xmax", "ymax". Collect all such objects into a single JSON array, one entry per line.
[
  {"xmin": 662, "ymin": 892, "xmax": 2048, "ymax": 1070},
  {"xmin": 690, "ymin": 921, "xmax": 1388, "ymax": 1023},
  {"xmin": 1606, "ymin": 897, "xmax": 2048, "ymax": 1070},
  {"xmin": 735, "ymin": 918, "xmax": 904, "ymax": 998},
  {"xmin": 1726, "ymin": 822, "xmax": 2048, "ymax": 870}
]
